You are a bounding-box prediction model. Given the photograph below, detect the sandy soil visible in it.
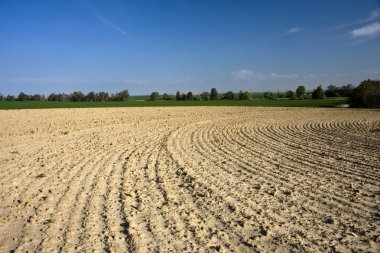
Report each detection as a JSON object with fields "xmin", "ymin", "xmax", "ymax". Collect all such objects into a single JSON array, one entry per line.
[{"xmin": 0, "ymin": 107, "xmax": 379, "ymax": 253}]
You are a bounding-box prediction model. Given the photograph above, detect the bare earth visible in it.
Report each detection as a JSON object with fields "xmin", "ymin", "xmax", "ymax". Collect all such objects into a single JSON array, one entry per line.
[{"xmin": 0, "ymin": 107, "xmax": 379, "ymax": 253}]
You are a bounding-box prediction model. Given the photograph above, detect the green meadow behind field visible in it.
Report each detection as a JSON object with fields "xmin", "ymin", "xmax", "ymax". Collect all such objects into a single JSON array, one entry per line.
[{"xmin": 0, "ymin": 98, "xmax": 348, "ymax": 110}]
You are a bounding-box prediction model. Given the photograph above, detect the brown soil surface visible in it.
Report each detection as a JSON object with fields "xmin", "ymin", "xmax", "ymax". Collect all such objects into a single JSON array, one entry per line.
[{"xmin": 0, "ymin": 107, "xmax": 379, "ymax": 252}]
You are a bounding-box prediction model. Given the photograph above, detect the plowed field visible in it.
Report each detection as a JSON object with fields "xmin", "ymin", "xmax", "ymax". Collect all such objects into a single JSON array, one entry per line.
[{"xmin": 0, "ymin": 107, "xmax": 379, "ymax": 252}]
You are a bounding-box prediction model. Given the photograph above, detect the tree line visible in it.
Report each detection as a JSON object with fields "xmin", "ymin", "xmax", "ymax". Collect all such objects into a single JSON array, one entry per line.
[
  {"xmin": 149, "ymin": 88, "xmax": 252, "ymax": 101},
  {"xmin": 0, "ymin": 89, "xmax": 130, "ymax": 102},
  {"xmin": 0, "ymin": 79, "xmax": 379, "ymax": 107}
]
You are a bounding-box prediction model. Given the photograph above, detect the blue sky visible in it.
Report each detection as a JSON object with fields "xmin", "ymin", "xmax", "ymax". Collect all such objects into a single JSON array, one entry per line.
[{"xmin": 1, "ymin": 0, "xmax": 380, "ymax": 95}]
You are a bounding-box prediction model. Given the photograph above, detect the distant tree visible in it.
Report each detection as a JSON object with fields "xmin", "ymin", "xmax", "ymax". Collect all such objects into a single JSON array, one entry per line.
[
  {"xmin": 86, "ymin": 91, "xmax": 96, "ymax": 101},
  {"xmin": 150, "ymin": 91, "xmax": 159, "ymax": 101},
  {"xmin": 285, "ymin": 90, "xmax": 294, "ymax": 99},
  {"xmin": 296, "ymin": 85, "xmax": 306, "ymax": 99},
  {"xmin": 6, "ymin": 95, "xmax": 16, "ymax": 101},
  {"xmin": 31, "ymin": 94, "xmax": 44, "ymax": 101},
  {"xmin": 264, "ymin": 91, "xmax": 274, "ymax": 100},
  {"xmin": 186, "ymin": 91, "xmax": 193, "ymax": 101},
  {"xmin": 277, "ymin": 91, "xmax": 284, "ymax": 98},
  {"xmin": 70, "ymin": 91, "xmax": 85, "ymax": 102},
  {"xmin": 201, "ymin": 91, "xmax": 209, "ymax": 101},
  {"xmin": 59, "ymin": 93, "xmax": 69, "ymax": 101},
  {"xmin": 238, "ymin": 90, "xmax": 251, "ymax": 100},
  {"xmin": 210, "ymin": 88, "xmax": 218, "ymax": 100},
  {"xmin": 97, "ymin": 91, "xmax": 109, "ymax": 102},
  {"xmin": 0, "ymin": 93, "xmax": 4, "ymax": 102},
  {"xmin": 312, "ymin": 85, "xmax": 324, "ymax": 99},
  {"xmin": 349, "ymin": 79, "xmax": 380, "ymax": 108},
  {"xmin": 48, "ymin": 93, "xmax": 57, "ymax": 101},
  {"xmin": 176, "ymin": 91, "xmax": 181, "ymax": 101},
  {"xmin": 339, "ymin": 84, "xmax": 354, "ymax": 97},
  {"xmin": 325, "ymin": 85, "xmax": 339, "ymax": 97},
  {"xmin": 17, "ymin": 92, "xmax": 29, "ymax": 101},
  {"xmin": 112, "ymin": 89, "xmax": 129, "ymax": 101},
  {"xmin": 162, "ymin": 93, "xmax": 172, "ymax": 100},
  {"xmin": 181, "ymin": 93, "xmax": 187, "ymax": 101},
  {"xmin": 223, "ymin": 91, "xmax": 235, "ymax": 100}
]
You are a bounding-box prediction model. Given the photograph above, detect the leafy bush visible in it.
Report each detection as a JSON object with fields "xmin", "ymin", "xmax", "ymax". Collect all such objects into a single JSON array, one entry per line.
[
  {"xmin": 264, "ymin": 91, "xmax": 274, "ymax": 99},
  {"xmin": 17, "ymin": 92, "xmax": 29, "ymax": 101},
  {"xmin": 201, "ymin": 91, "xmax": 209, "ymax": 101},
  {"xmin": 162, "ymin": 93, "xmax": 172, "ymax": 100},
  {"xmin": 6, "ymin": 95, "xmax": 16, "ymax": 101},
  {"xmin": 349, "ymin": 79, "xmax": 380, "ymax": 108},
  {"xmin": 70, "ymin": 91, "xmax": 86, "ymax": 102},
  {"xmin": 285, "ymin": 90, "xmax": 294, "ymax": 99},
  {"xmin": 186, "ymin": 92, "xmax": 193, "ymax": 101},
  {"xmin": 312, "ymin": 85, "xmax": 324, "ymax": 99},
  {"xmin": 112, "ymin": 89, "xmax": 129, "ymax": 101},
  {"xmin": 150, "ymin": 91, "xmax": 159, "ymax": 101},
  {"xmin": 210, "ymin": 88, "xmax": 218, "ymax": 100},
  {"xmin": 238, "ymin": 90, "xmax": 251, "ymax": 100},
  {"xmin": 223, "ymin": 91, "xmax": 235, "ymax": 100},
  {"xmin": 296, "ymin": 85, "xmax": 305, "ymax": 99},
  {"xmin": 325, "ymin": 85, "xmax": 339, "ymax": 97}
]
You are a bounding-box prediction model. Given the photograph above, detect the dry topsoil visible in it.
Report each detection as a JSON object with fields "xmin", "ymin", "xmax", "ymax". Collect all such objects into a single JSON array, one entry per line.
[{"xmin": 0, "ymin": 107, "xmax": 379, "ymax": 252}]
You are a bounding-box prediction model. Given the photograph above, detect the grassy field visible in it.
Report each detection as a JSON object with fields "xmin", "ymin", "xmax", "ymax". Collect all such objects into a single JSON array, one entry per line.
[{"xmin": 0, "ymin": 99, "xmax": 348, "ymax": 110}]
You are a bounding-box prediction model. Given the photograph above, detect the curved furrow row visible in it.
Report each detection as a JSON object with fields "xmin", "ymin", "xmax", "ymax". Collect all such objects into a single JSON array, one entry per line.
[
  {"xmin": 206, "ymin": 121, "xmax": 373, "ymax": 216},
  {"xmin": 0, "ymin": 131, "xmax": 98, "ymax": 183},
  {"xmin": 56, "ymin": 130, "xmax": 163, "ymax": 252},
  {"xmin": 306, "ymin": 120, "xmax": 380, "ymax": 149},
  {"xmin": 226, "ymin": 122, "xmax": 378, "ymax": 215},
  {"xmin": 236, "ymin": 121, "xmax": 378, "ymax": 186},
  {"xmin": 166, "ymin": 124, "xmax": 269, "ymax": 252},
  {"xmin": 121, "ymin": 134, "xmax": 171, "ymax": 252},
  {"xmin": 6, "ymin": 125, "xmax": 154, "ymax": 252},
  {"xmin": 186, "ymin": 122, "xmax": 333, "ymax": 251},
  {"xmin": 174, "ymin": 120, "xmax": 378, "ymax": 250},
  {"xmin": 0, "ymin": 144, "xmax": 101, "ymax": 251},
  {"xmin": 294, "ymin": 120, "xmax": 380, "ymax": 157},
  {"xmin": 259, "ymin": 123, "xmax": 380, "ymax": 179},
  {"xmin": 244, "ymin": 123, "xmax": 380, "ymax": 186},
  {"xmin": 72, "ymin": 147, "xmax": 133, "ymax": 252},
  {"xmin": 12, "ymin": 144, "xmax": 124, "ymax": 252},
  {"xmin": 279, "ymin": 121, "xmax": 380, "ymax": 164}
]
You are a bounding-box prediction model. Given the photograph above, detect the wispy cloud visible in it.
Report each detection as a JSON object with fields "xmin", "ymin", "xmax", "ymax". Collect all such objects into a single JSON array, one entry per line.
[
  {"xmin": 305, "ymin": 73, "xmax": 328, "ymax": 79},
  {"xmin": 75, "ymin": 0, "xmax": 132, "ymax": 38},
  {"xmin": 269, "ymin": 72, "xmax": 299, "ymax": 79},
  {"xmin": 330, "ymin": 8, "xmax": 380, "ymax": 30},
  {"xmin": 287, "ymin": 27, "xmax": 301, "ymax": 34},
  {"xmin": 232, "ymin": 69, "xmax": 299, "ymax": 82},
  {"xmin": 92, "ymin": 12, "xmax": 132, "ymax": 37},
  {"xmin": 351, "ymin": 22, "xmax": 380, "ymax": 37},
  {"xmin": 124, "ymin": 79, "xmax": 146, "ymax": 85},
  {"xmin": 369, "ymin": 9, "xmax": 380, "ymax": 20},
  {"xmin": 232, "ymin": 69, "xmax": 254, "ymax": 80}
]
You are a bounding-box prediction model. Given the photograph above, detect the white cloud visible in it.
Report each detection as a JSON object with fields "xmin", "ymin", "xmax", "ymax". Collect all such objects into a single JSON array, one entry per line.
[
  {"xmin": 305, "ymin": 73, "xmax": 328, "ymax": 78},
  {"xmin": 232, "ymin": 69, "xmax": 254, "ymax": 79},
  {"xmin": 232, "ymin": 70, "xmax": 299, "ymax": 82},
  {"xmin": 269, "ymin": 72, "xmax": 299, "ymax": 80},
  {"xmin": 351, "ymin": 22, "xmax": 380, "ymax": 37},
  {"xmin": 287, "ymin": 27, "xmax": 301, "ymax": 34}
]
